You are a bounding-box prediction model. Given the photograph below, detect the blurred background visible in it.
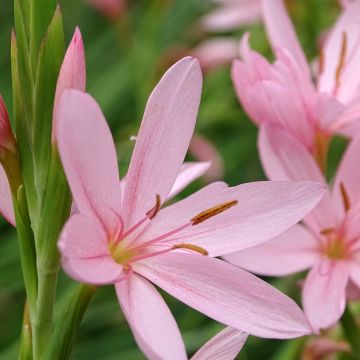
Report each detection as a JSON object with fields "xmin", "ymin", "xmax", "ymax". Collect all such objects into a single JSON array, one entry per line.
[{"xmin": 0, "ymin": 1, "xmax": 348, "ymax": 359}]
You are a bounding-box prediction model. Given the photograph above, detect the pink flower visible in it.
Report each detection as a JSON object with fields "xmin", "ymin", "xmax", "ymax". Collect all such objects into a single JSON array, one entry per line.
[
  {"xmin": 0, "ymin": 96, "xmax": 16, "ymax": 155},
  {"xmin": 188, "ymin": 134, "xmax": 224, "ymax": 181},
  {"xmin": 56, "ymin": 57, "xmax": 326, "ymax": 358},
  {"xmin": 232, "ymin": 0, "xmax": 360, "ymax": 153},
  {"xmin": 0, "ymin": 96, "xmax": 17, "ymax": 226},
  {"xmin": 53, "ymin": 27, "xmax": 86, "ymax": 141},
  {"xmin": 88, "ymin": 0, "xmax": 127, "ymax": 21},
  {"xmin": 201, "ymin": 0, "xmax": 262, "ymax": 32},
  {"xmin": 191, "ymin": 38, "xmax": 239, "ymax": 70},
  {"xmin": 191, "ymin": 327, "xmax": 247, "ymax": 360},
  {"xmin": 0, "ymin": 165, "xmax": 14, "ymax": 226},
  {"xmin": 226, "ymin": 123, "xmax": 360, "ymax": 332},
  {"xmin": 0, "ymin": 28, "xmax": 86, "ymax": 228}
]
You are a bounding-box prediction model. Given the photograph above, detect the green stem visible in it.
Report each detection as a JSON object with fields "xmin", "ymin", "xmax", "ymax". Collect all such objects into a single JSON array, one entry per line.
[
  {"xmin": 42, "ymin": 284, "xmax": 96, "ymax": 360},
  {"xmin": 32, "ymin": 259, "xmax": 59, "ymax": 359},
  {"xmin": 18, "ymin": 301, "xmax": 32, "ymax": 360},
  {"xmin": 341, "ymin": 306, "xmax": 360, "ymax": 359}
]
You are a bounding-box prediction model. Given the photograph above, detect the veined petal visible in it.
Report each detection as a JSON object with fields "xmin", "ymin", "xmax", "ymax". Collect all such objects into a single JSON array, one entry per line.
[
  {"xmin": 116, "ymin": 274, "xmax": 187, "ymax": 360},
  {"xmin": 56, "ymin": 90, "xmax": 122, "ymax": 232},
  {"xmin": 58, "ymin": 214, "xmax": 122, "ymax": 285},
  {"xmin": 0, "ymin": 165, "xmax": 15, "ymax": 226},
  {"xmin": 191, "ymin": 327, "xmax": 247, "ymax": 360},
  {"xmin": 262, "ymin": 0, "xmax": 310, "ymax": 77},
  {"xmin": 136, "ymin": 253, "xmax": 311, "ymax": 338},
  {"xmin": 144, "ymin": 180, "xmax": 325, "ymax": 257},
  {"xmin": 259, "ymin": 124, "xmax": 336, "ymax": 233},
  {"xmin": 168, "ymin": 161, "xmax": 211, "ymax": 200},
  {"xmin": 53, "ymin": 27, "xmax": 86, "ymax": 140},
  {"xmin": 123, "ymin": 57, "xmax": 202, "ymax": 226},
  {"xmin": 225, "ymin": 224, "xmax": 319, "ymax": 276},
  {"xmin": 318, "ymin": 1, "xmax": 360, "ymax": 102},
  {"xmin": 201, "ymin": 2, "xmax": 261, "ymax": 31},
  {"xmin": 302, "ymin": 259, "xmax": 349, "ymax": 333},
  {"xmin": 333, "ymin": 135, "xmax": 360, "ymax": 218}
]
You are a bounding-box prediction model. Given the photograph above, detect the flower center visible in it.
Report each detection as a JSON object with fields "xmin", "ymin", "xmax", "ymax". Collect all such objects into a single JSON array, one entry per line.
[
  {"xmin": 107, "ymin": 196, "xmax": 237, "ymax": 266},
  {"xmin": 324, "ymin": 237, "xmax": 348, "ymax": 260}
]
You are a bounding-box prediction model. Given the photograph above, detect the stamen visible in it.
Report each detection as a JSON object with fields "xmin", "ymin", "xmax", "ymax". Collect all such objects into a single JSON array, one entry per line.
[
  {"xmin": 172, "ymin": 243, "xmax": 208, "ymax": 256},
  {"xmin": 335, "ymin": 32, "xmax": 347, "ymax": 91},
  {"xmin": 191, "ymin": 200, "xmax": 238, "ymax": 225},
  {"xmin": 340, "ymin": 182, "xmax": 351, "ymax": 212},
  {"xmin": 116, "ymin": 216, "xmax": 148, "ymax": 243},
  {"xmin": 320, "ymin": 228, "xmax": 336, "ymax": 236},
  {"xmin": 146, "ymin": 194, "xmax": 161, "ymax": 220}
]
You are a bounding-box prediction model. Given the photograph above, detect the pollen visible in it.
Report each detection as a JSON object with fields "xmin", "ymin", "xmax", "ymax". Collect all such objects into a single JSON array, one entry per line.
[
  {"xmin": 320, "ymin": 228, "xmax": 336, "ymax": 236},
  {"xmin": 340, "ymin": 182, "xmax": 351, "ymax": 212},
  {"xmin": 146, "ymin": 194, "xmax": 161, "ymax": 219},
  {"xmin": 172, "ymin": 243, "xmax": 208, "ymax": 256},
  {"xmin": 324, "ymin": 238, "xmax": 348, "ymax": 260},
  {"xmin": 191, "ymin": 200, "xmax": 238, "ymax": 225}
]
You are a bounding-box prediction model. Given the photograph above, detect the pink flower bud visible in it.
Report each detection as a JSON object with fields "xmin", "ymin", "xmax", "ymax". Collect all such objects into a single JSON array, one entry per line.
[
  {"xmin": 0, "ymin": 96, "xmax": 16, "ymax": 155},
  {"xmin": 53, "ymin": 27, "xmax": 86, "ymax": 141}
]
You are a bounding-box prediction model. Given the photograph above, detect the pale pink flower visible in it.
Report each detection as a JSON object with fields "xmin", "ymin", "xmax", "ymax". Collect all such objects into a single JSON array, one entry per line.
[
  {"xmin": 191, "ymin": 38, "xmax": 239, "ymax": 70},
  {"xmin": 0, "ymin": 28, "xmax": 86, "ymax": 228},
  {"xmin": 201, "ymin": 0, "xmax": 262, "ymax": 32},
  {"xmin": 0, "ymin": 96, "xmax": 16, "ymax": 226},
  {"xmin": 0, "ymin": 165, "xmax": 14, "ymax": 226},
  {"xmin": 226, "ymin": 123, "xmax": 360, "ymax": 332},
  {"xmin": 302, "ymin": 337, "xmax": 350, "ymax": 360},
  {"xmin": 88, "ymin": 0, "xmax": 127, "ymax": 20},
  {"xmin": 56, "ymin": 57, "xmax": 326, "ymax": 359},
  {"xmin": 191, "ymin": 327, "xmax": 247, "ymax": 360},
  {"xmin": 53, "ymin": 27, "xmax": 86, "ymax": 141},
  {"xmin": 232, "ymin": 0, "xmax": 360, "ymax": 153},
  {"xmin": 189, "ymin": 134, "xmax": 224, "ymax": 181}
]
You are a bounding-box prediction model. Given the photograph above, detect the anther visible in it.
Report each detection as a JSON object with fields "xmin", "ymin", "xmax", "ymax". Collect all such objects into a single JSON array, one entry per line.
[
  {"xmin": 191, "ymin": 200, "xmax": 238, "ymax": 225},
  {"xmin": 340, "ymin": 182, "xmax": 351, "ymax": 212},
  {"xmin": 172, "ymin": 243, "xmax": 208, "ymax": 256},
  {"xmin": 335, "ymin": 32, "xmax": 347, "ymax": 90},
  {"xmin": 320, "ymin": 228, "xmax": 336, "ymax": 236},
  {"xmin": 146, "ymin": 194, "xmax": 161, "ymax": 220}
]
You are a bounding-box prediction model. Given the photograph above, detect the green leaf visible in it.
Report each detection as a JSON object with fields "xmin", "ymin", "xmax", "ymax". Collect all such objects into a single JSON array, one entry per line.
[
  {"xmin": 14, "ymin": 0, "xmax": 33, "ymax": 124},
  {"xmin": 30, "ymin": 0, "xmax": 57, "ymax": 72},
  {"xmin": 32, "ymin": 6, "xmax": 64, "ymax": 210},
  {"xmin": 43, "ymin": 284, "xmax": 96, "ymax": 360},
  {"xmin": 10, "ymin": 30, "xmax": 38, "ymax": 232}
]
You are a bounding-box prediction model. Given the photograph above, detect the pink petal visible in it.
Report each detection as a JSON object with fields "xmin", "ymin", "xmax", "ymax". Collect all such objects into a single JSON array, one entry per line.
[
  {"xmin": 262, "ymin": 0, "xmax": 310, "ymax": 77},
  {"xmin": 144, "ymin": 179, "xmax": 325, "ymax": 257},
  {"xmin": 58, "ymin": 214, "xmax": 122, "ymax": 284},
  {"xmin": 224, "ymin": 224, "xmax": 319, "ymax": 276},
  {"xmin": 192, "ymin": 38, "xmax": 239, "ymax": 70},
  {"xmin": 136, "ymin": 253, "xmax": 311, "ymax": 338},
  {"xmin": 53, "ymin": 27, "xmax": 86, "ymax": 141},
  {"xmin": 116, "ymin": 274, "xmax": 187, "ymax": 360},
  {"xmin": 188, "ymin": 134, "xmax": 224, "ymax": 182},
  {"xmin": 0, "ymin": 165, "xmax": 15, "ymax": 226},
  {"xmin": 302, "ymin": 259, "xmax": 349, "ymax": 332},
  {"xmin": 122, "ymin": 57, "xmax": 202, "ymax": 226},
  {"xmin": 56, "ymin": 90, "xmax": 122, "ymax": 232},
  {"xmin": 258, "ymin": 124, "xmax": 336, "ymax": 233},
  {"xmin": 349, "ymin": 259, "xmax": 360, "ymax": 289},
  {"xmin": 232, "ymin": 39, "xmax": 315, "ymax": 149},
  {"xmin": 191, "ymin": 327, "xmax": 247, "ymax": 360},
  {"xmin": 318, "ymin": 1, "xmax": 360, "ymax": 103},
  {"xmin": 168, "ymin": 161, "xmax": 211, "ymax": 200},
  {"xmin": 201, "ymin": 2, "xmax": 261, "ymax": 32},
  {"xmin": 333, "ymin": 135, "xmax": 360, "ymax": 218}
]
